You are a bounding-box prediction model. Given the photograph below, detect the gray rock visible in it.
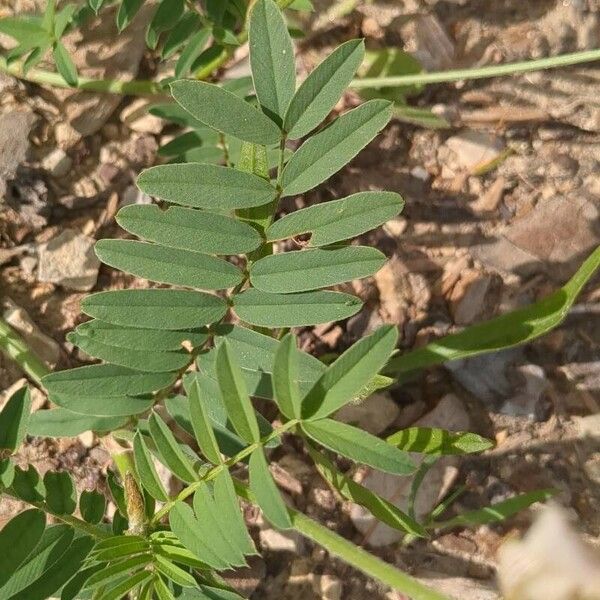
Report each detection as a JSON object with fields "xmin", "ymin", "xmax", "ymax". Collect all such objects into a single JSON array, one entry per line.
[
  {"xmin": 37, "ymin": 229, "xmax": 100, "ymax": 291},
  {"xmin": 0, "ymin": 110, "xmax": 36, "ymax": 199}
]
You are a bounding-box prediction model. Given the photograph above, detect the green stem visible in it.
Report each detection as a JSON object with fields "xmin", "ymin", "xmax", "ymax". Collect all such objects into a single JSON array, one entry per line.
[
  {"xmin": 234, "ymin": 481, "xmax": 449, "ymax": 600},
  {"xmin": 1, "ymin": 488, "xmax": 110, "ymax": 539},
  {"xmin": 3, "ymin": 48, "xmax": 600, "ymax": 97},
  {"xmin": 150, "ymin": 419, "xmax": 298, "ymax": 525},
  {"xmin": 0, "ymin": 317, "xmax": 50, "ymax": 385},
  {"xmin": 350, "ymin": 48, "xmax": 600, "ymax": 88}
]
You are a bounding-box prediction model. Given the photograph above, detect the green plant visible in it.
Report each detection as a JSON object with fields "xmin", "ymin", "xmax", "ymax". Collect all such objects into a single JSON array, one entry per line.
[{"xmin": 1, "ymin": 0, "xmax": 600, "ymax": 598}]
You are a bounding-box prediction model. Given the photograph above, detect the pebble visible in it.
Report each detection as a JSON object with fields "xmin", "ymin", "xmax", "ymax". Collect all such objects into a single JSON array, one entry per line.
[
  {"xmin": 120, "ymin": 98, "xmax": 163, "ymax": 134},
  {"xmin": 335, "ymin": 392, "xmax": 400, "ymax": 435},
  {"xmin": 41, "ymin": 148, "xmax": 73, "ymax": 178},
  {"xmin": 258, "ymin": 518, "xmax": 305, "ymax": 553},
  {"xmin": 37, "ymin": 228, "xmax": 100, "ymax": 291}
]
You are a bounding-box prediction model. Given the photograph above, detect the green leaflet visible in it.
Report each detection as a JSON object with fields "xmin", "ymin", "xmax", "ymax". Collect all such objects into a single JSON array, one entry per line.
[
  {"xmin": 216, "ymin": 341, "xmax": 261, "ymax": 444},
  {"xmin": 9, "ymin": 535, "xmax": 94, "ymax": 600},
  {"xmin": 11, "ymin": 465, "xmax": 44, "ymax": 502},
  {"xmin": 74, "ymin": 320, "xmax": 207, "ymax": 352},
  {"xmin": 281, "ymin": 99, "xmax": 393, "ymax": 196},
  {"xmin": 387, "ymin": 427, "xmax": 494, "ymax": 455},
  {"xmin": 302, "ymin": 419, "xmax": 414, "ymax": 475},
  {"xmin": 137, "ymin": 163, "xmax": 277, "ymax": 210},
  {"xmin": 116, "ymin": 0, "xmax": 143, "ymax": 31},
  {"xmin": 208, "ymin": 325, "xmax": 325, "ymax": 399},
  {"xmin": 284, "ymin": 39, "xmax": 364, "ymax": 139},
  {"xmin": 153, "ymin": 575, "xmax": 176, "ymax": 600},
  {"xmin": 266, "ymin": 191, "xmax": 404, "ymax": 246},
  {"xmin": 158, "ymin": 130, "xmax": 214, "ymax": 158},
  {"xmin": 175, "ymin": 28, "xmax": 211, "ymax": 77},
  {"xmin": 43, "ymin": 471, "xmax": 76, "ymax": 514},
  {"xmin": 28, "ymin": 409, "xmax": 127, "ymax": 438},
  {"xmin": 188, "ymin": 377, "xmax": 222, "ymax": 464},
  {"xmin": 67, "ymin": 331, "xmax": 190, "ymax": 373},
  {"xmin": 250, "ymin": 246, "xmax": 386, "ymax": 293},
  {"xmin": 153, "ymin": 554, "xmax": 197, "ymax": 587},
  {"xmin": 170, "ymin": 80, "xmax": 281, "ymax": 145},
  {"xmin": 169, "ymin": 502, "xmax": 230, "ymax": 569},
  {"xmin": 53, "ymin": 41, "xmax": 78, "ymax": 87},
  {"xmin": 0, "ymin": 525, "xmax": 73, "ymax": 598},
  {"xmin": 81, "ymin": 289, "xmax": 227, "ymax": 330},
  {"xmin": 232, "ymin": 288, "xmax": 363, "ymax": 327},
  {"xmin": 149, "ymin": 413, "xmax": 198, "ymax": 484},
  {"xmin": 42, "ymin": 364, "xmax": 176, "ymax": 398},
  {"xmin": 213, "ymin": 470, "xmax": 256, "ymax": 557},
  {"xmin": 0, "ymin": 385, "xmax": 31, "ymax": 452},
  {"xmin": 249, "ymin": 0, "xmax": 296, "ymax": 120},
  {"xmin": 249, "ymin": 447, "xmax": 292, "ymax": 529},
  {"xmin": 117, "ymin": 204, "xmax": 262, "ymax": 255},
  {"xmin": 85, "ymin": 554, "xmax": 152, "ymax": 588},
  {"xmin": 0, "ymin": 17, "xmax": 49, "ymax": 45},
  {"xmin": 302, "ymin": 325, "xmax": 398, "ymax": 419},
  {"xmin": 134, "ymin": 431, "xmax": 169, "ymax": 501},
  {"xmin": 0, "ymin": 509, "xmax": 46, "ymax": 588},
  {"xmin": 95, "ymin": 240, "xmax": 243, "ymax": 291},
  {"xmin": 161, "ymin": 11, "xmax": 201, "ymax": 59},
  {"xmin": 385, "ymin": 244, "xmax": 600, "ymax": 376},
  {"xmin": 431, "ymin": 490, "xmax": 556, "ymax": 530},
  {"xmin": 307, "ymin": 445, "xmax": 426, "ymax": 538},
  {"xmin": 146, "ymin": 0, "xmax": 184, "ymax": 50},
  {"xmin": 272, "ymin": 333, "xmax": 302, "ymax": 419},
  {"xmin": 192, "ymin": 483, "xmax": 247, "ymax": 567},
  {"xmin": 98, "ymin": 570, "xmax": 153, "ymax": 600},
  {"xmin": 79, "ymin": 490, "xmax": 106, "ymax": 524}
]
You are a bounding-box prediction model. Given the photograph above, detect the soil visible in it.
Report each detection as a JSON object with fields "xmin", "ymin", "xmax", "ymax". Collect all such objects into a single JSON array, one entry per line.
[{"xmin": 1, "ymin": 1, "xmax": 599, "ymax": 599}]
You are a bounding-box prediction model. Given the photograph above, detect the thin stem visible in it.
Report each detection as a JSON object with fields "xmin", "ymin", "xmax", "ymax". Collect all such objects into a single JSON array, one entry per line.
[
  {"xmin": 234, "ymin": 480, "xmax": 450, "ymax": 600},
  {"xmin": 0, "ymin": 317, "xmax": 50, "ymax": 386},
  {"xmin": 150, "ymin": 419, "xmax": 298, "ymax": 525},
  {"xmin": 350, "ymin": 48, "xmax": 600, "ymax": 88},
  {"xmin": 1, "ymin": 488, "xmax": 111, "ymax": 539},
  {"xmin": 3, "ymin": 48, "xmax": 600, "ymax": 98}
]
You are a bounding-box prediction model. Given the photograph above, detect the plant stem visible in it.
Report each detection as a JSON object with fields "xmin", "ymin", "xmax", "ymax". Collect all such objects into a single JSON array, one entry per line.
[
  {"xmin": 0, "ymin": 317, "xmax": 50, "ymax": 386},
  {"xmin": 3, "ymin": 48, "xmax": 600, "ymax": 97},
  {"xmin": 150, "ymin": 419, "xmax": 298, "ymax": 525},
  {"xmin": 1, "ymin": 488, "xmax": 111, "ymax": 539},
  {"xmin": 234, "ymin": 481, "xmax": 450, "ymax": 600},
  {"xmin": 350, "ymin": 48, "xmax": 600, "ymax": 88}
]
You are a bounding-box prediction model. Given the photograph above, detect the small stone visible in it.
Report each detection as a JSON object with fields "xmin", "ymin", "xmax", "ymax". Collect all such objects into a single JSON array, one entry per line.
[
  {"xmin": 335, "ymin": 392, "xmax": 400, "ymax": 435},
  {"xmin": 410, "ymin": 165, "xmax": 430, "ymax": 181},
  {"xmin": 2, "ymin": 299, "xmax": 60, "ymax": 367},
  {"xmin": 501, "ymin": 364, "xmax": 548, "ymax": 418},
  {"xmin": 258, "ymin": 517, "xmax": 305, "ymax": 553},
  {"xmin": 446, "ymin": 269, "xmax": 503, "ymax": 326},
  {"xmin": 440, "ymin": 130, "xmax": 504, "ymax": 173},
  {"xmin": 54, "ymin": 122, "xmax": 82, "ymax": 149},
  {"xmin": 317, "ymin": 574, "xmax": 343, "ymax": 600},
  {"xmin": 120, "ymin": 98, "xmax": 163, "ymax": 134},
  {"xmin": 119, "ymin": 184, "xmax": 152, "ymax": 207},
  {"xmin": 41, "ymin": 148, "xmax": 73, "ymax": 178},
  {"xmin": 37, "ymin": 229, "xmax": 100, "ymax": 291},
  {"xmin": 78, "ymin": 431, "xmax": 95, "ymax": 448},
  {"xmin": 19, "ymin": 255, "xmax": 38, "ymax": 276}
]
